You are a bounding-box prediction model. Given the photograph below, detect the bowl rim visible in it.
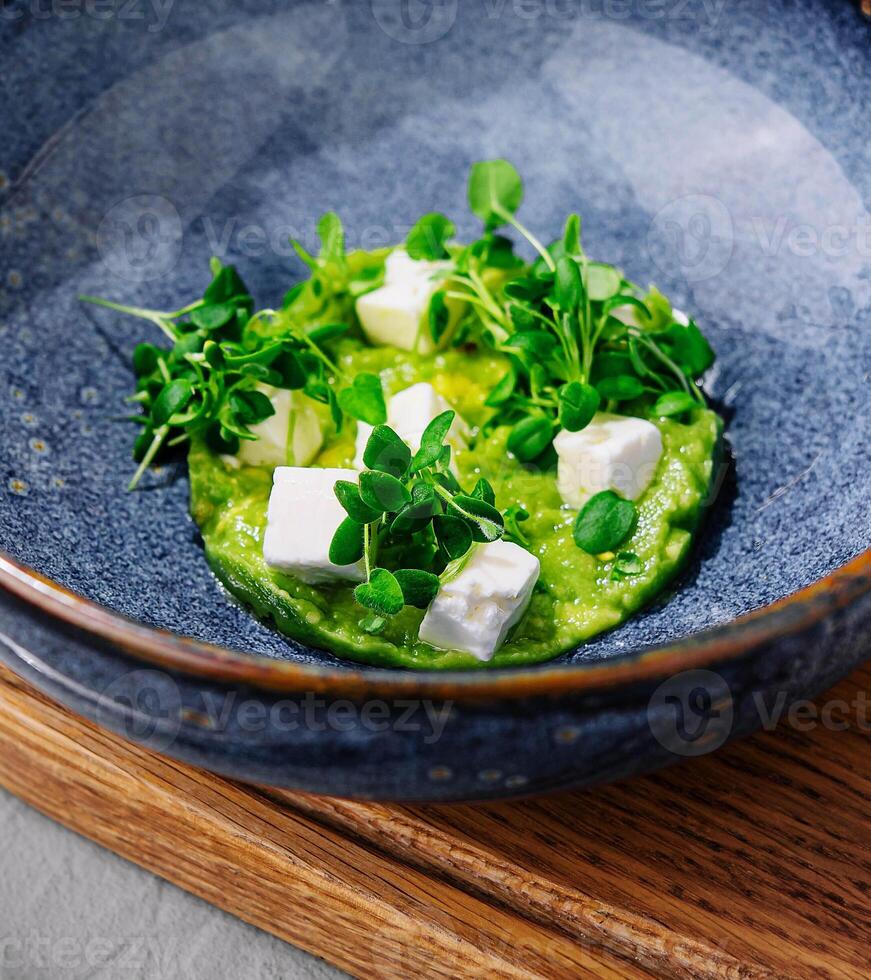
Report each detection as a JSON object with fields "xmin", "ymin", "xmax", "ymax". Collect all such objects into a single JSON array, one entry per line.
[{"xmin": 2, "ymin": 546, "xmax": 869, "ymax": 701}]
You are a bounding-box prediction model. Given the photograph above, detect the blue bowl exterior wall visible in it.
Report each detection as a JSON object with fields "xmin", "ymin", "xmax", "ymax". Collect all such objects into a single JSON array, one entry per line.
[{"xmin": 3, "ymin": 581, "xmax": 870, "ymax": 801}]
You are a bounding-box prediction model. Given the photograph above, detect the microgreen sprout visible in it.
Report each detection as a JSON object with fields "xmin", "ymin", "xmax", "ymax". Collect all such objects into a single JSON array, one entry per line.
[
  {"xmin": 436, "ymin": 159, "xmax": 714, "ymax": 480},
  {"xmin": 329, "ymin": 414, "xmax": 510, "ymax": 630},
  {"xmin": 81, "ymin": 218, "xmax": 388, "ymax": 488},
  {"xmin": 88, "ymin": 160, "xmax": 716, "ymax": 583}
]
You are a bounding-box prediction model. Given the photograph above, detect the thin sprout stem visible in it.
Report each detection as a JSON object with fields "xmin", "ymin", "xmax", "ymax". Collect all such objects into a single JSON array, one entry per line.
[
  {"xmin": 432, "ymin": 483, "xmax": 501, "ymax": 539},
  {"xmin": 581, "ymin": 260, "xmax": 593, "ymax": 381},
  {"xmin": 633, "ymin": 331, "xmax": 704, "ymax": 402},
  {"xmin": 563, "ymin": 312, "xmax": 581, "ymax": 381},
  {"xmin": 170, "ymin": 299, "xmax": 205, "ymax": 317},
  {"xmin": 301, "ymin": 331, "xmax": 341, "ymax": 377},
  {"xmin": 255, "ymin": 308, "xmax": 341, "ymax": 377},
  {"xmin": 128, "ymin": 425, "xmax": 168, "ymax": 491},
  {"xmin": 498, "ymin": 211, "xmax": 554, "ymax": 271},
  {"xmin": 79, "ymin": 295, "xmax": 179, "ymax": 341},
  {"xmin": 444, "ymin": 290, "xmax": 493, "ymax": 311},
  {"xmin": 466, "ymin": 269, "xmax": 511, "ymax": 328},
  {"xmin": 363, "ymin": 521, "xmax": 375, "ymax": 579}
]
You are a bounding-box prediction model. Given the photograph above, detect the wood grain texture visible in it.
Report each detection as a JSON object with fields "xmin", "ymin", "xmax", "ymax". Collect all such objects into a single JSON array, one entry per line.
[{"xmin": 1, "ymin": 661, "xmax": 870, "ymax": 978}]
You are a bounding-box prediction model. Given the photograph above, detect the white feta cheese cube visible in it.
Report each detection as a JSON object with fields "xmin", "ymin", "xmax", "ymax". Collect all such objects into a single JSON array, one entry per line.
[
  {"xmin": 236, "ymin": 385, "xmax": 323, "ymax": 469},
  {"xmin": 354, "ymin": 382, "xmax": 469, "ymax": 470},
  {"xmin": 263, "ymin": 467, "xmax": 365, "ymax": 584},
  {"xmin": 355, "ymin": 284, "xmax": 433, "ymax": 353},
  {"xmin": 383, "ymin": 248, "xmax": 427, "ymax": 280},
  {"xmin": 418, "ymin": 540, "xmax": 540, "ymax": 662},
  {"xmin": 554, "ymin": 412, "xmax": 663, "ymax": 509},
  {"xmin": 355, "ymin": 248, "xmax": 454, "ymax": 353}
]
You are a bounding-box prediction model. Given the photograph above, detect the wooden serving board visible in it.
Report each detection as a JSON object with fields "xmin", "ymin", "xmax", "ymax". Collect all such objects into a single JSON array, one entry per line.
[{"xmin": 1, "ymin": 660, "xmax": 869, "ymax": 979}]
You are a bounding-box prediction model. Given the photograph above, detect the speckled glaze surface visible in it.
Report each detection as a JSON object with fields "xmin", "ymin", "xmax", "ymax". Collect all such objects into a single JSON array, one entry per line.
[{"xmin": 1, "ymin": 0, "xmax": 869, "ymax": 799}]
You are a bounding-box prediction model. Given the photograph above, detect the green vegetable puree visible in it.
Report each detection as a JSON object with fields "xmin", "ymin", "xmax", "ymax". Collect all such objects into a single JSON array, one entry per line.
[{"xmin": 189, "ymin": 341, "xmax": 721, "ymax": 669}]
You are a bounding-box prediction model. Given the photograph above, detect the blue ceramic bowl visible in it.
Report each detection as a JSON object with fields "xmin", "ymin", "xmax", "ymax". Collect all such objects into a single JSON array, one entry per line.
[{"xmin": 1, "ymin": 1, "xmax": 869, "ymax": 800}]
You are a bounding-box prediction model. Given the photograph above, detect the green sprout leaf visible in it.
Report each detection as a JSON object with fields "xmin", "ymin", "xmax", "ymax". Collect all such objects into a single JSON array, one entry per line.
[
  {"xmin": 485, "ymin": 369, "xmax": 516, "ymax": 407},
  {"xmin": 359, "ymin": 471, "xmax": 411, "ymax": 513},
  {"xmin": 504, "ymin": 505, "xmax": 531, "ymax": 547},
  {"xmin": 230, "ymin": 389, "xmax": 274, "ymax": 425},
  {"xmin": 449, "ymin": 494, "xmax": 505, "ymax": 543},
  {"xmin": 393, "ymin": 568, "xmax": 441, "ymax": 608},
  {"xmin": 317, "ymin": 211, "xmax": 345, "ymax": 263},
  {"xmin": 468, "ymin": 159, "xmax": 523, "ymax": 229},
  {"xmin": 573, "ymin": 491, "xmax": 637, "ymax": 555},
  {"xmin": 652, "ymin": 391, "xmax": 697, "ymax": 418},
  {"xmin": 338, "ymin": 373, "xmax": 387, "ymax": 425},
  {"xmin": 665, "ymin": 320, "xmax": 715, "ymax": 378},
  {"xmin": 205, "ymin": 422, "xmax": 239, "ymax": 456},
  {"xmin": 270, "ymin": 350, "xmax": 307, "ymax": 390},
  {"xmin": 307, "ymin": 322, "xmax": 349, "ymax": 344},
  {"xmin": 354, "ymin": 567, "xmax": 405, "ymax": 616},
  {"xmin": 204, "ymin": 262, "xmax": 249, "ymax": 305},
  {"xmin": 411, "ymin": 410, "xmax": 455, "ymax": 472},
  {"xmin": 584, "ymin": 263, "xmax": 622, "ymax": 301},
  {"xmin": 151, "ymin": 379, "xmax": 193, "ymax": 427},
  {"xmin": 635, "ymin": 285, "xmax": 673, "ymax": 331},
  {"xmin": 334, "ymin": 480, "xmax": 381, "ymax": 524},
  {"xmin": 406, "ymin": 212, "xmax": 455, "ymax": 260},
  {"xmin": 558, "ymin": 381, "xmax": 599, "ymax": 432},
  {"xmin": 506, "ymin": 330, "xmax": 557, "ymax": 360},
  {"xmin": 507, "ymin": 416, "xmax": 554, "ymax": 462},
  {"xmin": 428, "ymin": 291, "xmax": 451, "ymax": 345},
  {"xmin": 363, "ymin": 425, "xmax": 412, "ymax": 478},
  {"xmin": 562, "ymin": 213, "xmax": 581, "ymax": 257},
  {"xmin": 390, "ymin": 484, "xmax": 439, "ymax": 535},
  {"xmin": 596, "ymin": 375, "xmax": 645, "ymax": 402},
  {"xmin": 555, "ymin": 255, "xmax": 583, "ymax": 311},
  {"xmin": 611, "ymin": 551, "xmax": 643, "ymax": 579},
  {"xmin": 433, "ymin": 515, "xmax": 473, "ymax": 561},
  {"xmin": 470, "ymin": 477, "xmax": 496, "ymax": 506},
  {"xmin": 190, "ymin": 302, "xmax": 236, "ymax": 332},
  {"xmin": 328, "ymin": 517, "xmax": 365, "ymax": 566},
  {"xmin": 132, "ymin": 343, "xmax": 161, "ymax": 377}
]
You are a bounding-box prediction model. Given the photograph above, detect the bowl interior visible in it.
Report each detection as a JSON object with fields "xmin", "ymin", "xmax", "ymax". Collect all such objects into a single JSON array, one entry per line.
[{"xmin": 1, "ymin": 2, "xmax": 869, "ymax": 670}]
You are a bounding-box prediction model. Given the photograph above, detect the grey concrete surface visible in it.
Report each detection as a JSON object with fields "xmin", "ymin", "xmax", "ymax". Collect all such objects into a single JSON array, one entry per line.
[{"xmin": 0, "ymin": 788, "xmax": 345, "ymax": 979}]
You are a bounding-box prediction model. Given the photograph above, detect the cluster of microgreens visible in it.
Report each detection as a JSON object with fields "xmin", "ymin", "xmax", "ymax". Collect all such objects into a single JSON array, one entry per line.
[
  {"xmin": 80, "ymin": 216, "xmax": 388, "ymax": 490},
  {"xmin": 83, "ymin": 158, "xmax": 716, "ymax": 622},
  {"xmin": 328, "ymin": 412, "xmax": 530, "ymax": 633},
  {"xmin": 402, "ymin": 159, "xmax": 715, "ymax": 578}
]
